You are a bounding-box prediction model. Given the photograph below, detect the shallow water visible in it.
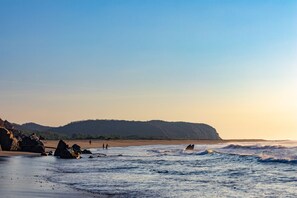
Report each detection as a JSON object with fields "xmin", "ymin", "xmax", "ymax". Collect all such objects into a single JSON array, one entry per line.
[{"xmin": 46, "ymin": 141, "xmax": 297, "ymax": 197}]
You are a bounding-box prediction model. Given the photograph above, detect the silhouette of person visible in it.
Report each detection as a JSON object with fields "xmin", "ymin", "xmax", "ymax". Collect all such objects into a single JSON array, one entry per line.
[
  {"xmin": 102, "ymin": 143, "xmax": 105, "ymax": 149},
  {"xmin": 106, "ymin": 144, "xmax": 109, "ymax": 149},
  {"xmin": 89, "ymin": 140, "xmax": 92, "ymax": 145}
]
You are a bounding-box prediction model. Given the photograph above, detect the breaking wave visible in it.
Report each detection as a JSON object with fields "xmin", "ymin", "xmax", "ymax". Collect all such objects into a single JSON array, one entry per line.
[{"xmin": 222, "ymin": 144, "xmax": 288, "ymax": 150}]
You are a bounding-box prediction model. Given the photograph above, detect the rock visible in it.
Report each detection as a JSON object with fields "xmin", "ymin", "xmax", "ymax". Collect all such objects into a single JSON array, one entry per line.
[
  {"xmin": 48, "ymin": 151, "xmax": 53, "ymax": 156},
  {"xmin": 54, "ymin": 140, "xmax": 80, "ymax": 159},
  {"xmin": 0, "ymin": 127, "xmax": 20, "ymax": 151},
  {"xmin": 185, "ymin": 144, "xmax": 194, "ymax": 150},
  {"xmin": 82, "ymin": 149, "xmax": 92, "ymax": 154},
  {"xmin": 19, "ymin": 133, "xmax": 45, "ymax": 153},
  {"xmin": 54, "ymin": 140, "xmax": 70, "ymax": 157},
  {"xmin": 41, "ymin": 152, "xmax": 47, "ymax": 156},
  {"xmin": 96, "ymin": 153, "xmax": 107, "ymax": 157},
  {"xmin": 72, "ymin": 144, "xmax": 81, "ymax": 154},
  {"xmin": 0, "ymin": 119, "xmax": 4, "ymax": 127},
  {"xmin": 89, "ymin": 155, "xmax": 94, "ymax": 158}
]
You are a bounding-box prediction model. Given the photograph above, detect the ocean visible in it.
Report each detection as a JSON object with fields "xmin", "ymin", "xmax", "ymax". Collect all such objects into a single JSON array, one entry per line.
[{"xmin": 1, "ymin": 141, "xmax": 297, "ymax": 197}]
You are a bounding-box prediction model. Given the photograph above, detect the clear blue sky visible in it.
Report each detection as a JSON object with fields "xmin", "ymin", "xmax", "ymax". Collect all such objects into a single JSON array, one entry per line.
[{"xmin": 0, "ymin": 0, "xmax": 296, "ymax": 139}]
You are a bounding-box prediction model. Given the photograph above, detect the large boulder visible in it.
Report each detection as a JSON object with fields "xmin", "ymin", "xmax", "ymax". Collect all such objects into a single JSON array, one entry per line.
[
  {"xmin": 54, "ymin": 140, "xmax": 69, "ymax": 156},
  {"xmin": 54, "ymin": 140, "xmax": 80, "ymax": 159},
  {"xmin": 0, "ymin": 127, "xmax": 19, "ymax": 151},
  {"xmin": 19, "ymin": 133, "xmax": 45, "ymax": 153}
]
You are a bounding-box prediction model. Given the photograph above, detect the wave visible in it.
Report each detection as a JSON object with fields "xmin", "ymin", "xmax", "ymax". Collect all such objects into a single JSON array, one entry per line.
[
  {"xmin": 258, "ymin": 157, "xmax": 297, "ymax": 164},
  {"xmin": 222, "ymin": 144, "xmax": 288, "ymax": 150},
  {"xmin": 196, "ymin": 149, "xmax": 215, "ymax": 155}
]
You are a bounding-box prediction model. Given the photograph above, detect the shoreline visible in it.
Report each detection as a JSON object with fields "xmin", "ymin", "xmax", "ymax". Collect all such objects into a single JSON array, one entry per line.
[
  {"xmin": 1, "ymin": 139, "xmax": 268, "ymax": 157},
  {"xmin": 0, "ymin": 156, "xmax": 100, "ymax": 198},
  {"xmin": 43, "ymin": 139, "xmax": 267, "ymax": 151}
]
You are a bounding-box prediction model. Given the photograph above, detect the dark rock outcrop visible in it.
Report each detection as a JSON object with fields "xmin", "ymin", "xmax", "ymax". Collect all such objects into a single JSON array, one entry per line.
[
  {"xmin": 82, "ymin": 149, "xmax": 92, "ymax": 154},
  {"xmin": 72, "ymin": 144, "xmax": 82, "ymax": 154},
  {"xmin": 0, "ymin": 119, "xmax": 44, "ymax": 153},
  {"xmin": 54, "ymin": 140, "xmax": 71, "ymax": 158},
  {"xmin": 0, "ymin": 127, "xmax": 19, "ymax": 151},
  {"xmin": 18, "ymin": 133, "xmax": 45, "ymax": 153},
  {"xmin": 54, "ymin": 140, "xmax": 80, "ymax": 159},
  {"xmin": 185, "ymin": 144, "xmax": 194, "ymax": 150}
]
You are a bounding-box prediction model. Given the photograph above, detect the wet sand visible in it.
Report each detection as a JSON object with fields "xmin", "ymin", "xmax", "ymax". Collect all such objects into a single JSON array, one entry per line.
[
  {"xmin": 0, "ymin": 155, "xmax": 101, "ymax": 198},
  {"xmin": 0, "ymin": 151, "xmax": 40, "ymax": 157}
]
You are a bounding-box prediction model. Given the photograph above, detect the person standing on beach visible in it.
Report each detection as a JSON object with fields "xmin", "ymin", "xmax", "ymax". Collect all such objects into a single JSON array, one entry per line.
[
  {"xmin": 89, "ymin": 140, "xmax": 92, "ymax": 145},
  {"xmin": 106, "ymin": 144, "xmax": 109, "ymax": 149},
  {"xmin": 102, "ymin": 143, "xmax": 105, "ymax": 149}
]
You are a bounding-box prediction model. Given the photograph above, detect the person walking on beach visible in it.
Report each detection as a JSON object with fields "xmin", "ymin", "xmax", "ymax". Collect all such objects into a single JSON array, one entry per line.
[
  {"xmin": 106, "ymin": 144, "xmax": 109, "ymax": 149},
  {"xmin": 89, "ymin": 140, "xmax": 92, "ymax": 145},
  {"xmin": 102, "ymin": 143, "xmax": 105, "ymax": 149}
]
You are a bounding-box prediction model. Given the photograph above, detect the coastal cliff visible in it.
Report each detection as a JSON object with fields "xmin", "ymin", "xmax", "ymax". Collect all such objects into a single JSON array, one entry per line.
[
  {"xmin": 50, "ymin": 120, "xmax": 221, "ymax": 140},
  {"xmin": 11, "ymin": 119, "xmax": 221, "ymax": 140}
]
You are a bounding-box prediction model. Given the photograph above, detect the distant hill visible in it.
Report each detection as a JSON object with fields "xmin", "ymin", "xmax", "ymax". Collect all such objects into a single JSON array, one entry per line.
[
  {"xmin": 9, "ymin": 119, "xmax": 221, "ymax": 140},
  {"xmin": 16, "ymin": 122, "xmax": 53, "ymax": 132},
  {"xmin": 50, "ymin": 120, "xmax": 221, "ymax": 140}
]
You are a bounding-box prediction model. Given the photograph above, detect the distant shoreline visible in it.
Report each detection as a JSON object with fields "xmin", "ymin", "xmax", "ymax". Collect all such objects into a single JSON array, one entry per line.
[
  {"xmin": 43, "ymin": 139, "xmax": 268, "ymax": 151},
  {"xmin": 0, "ymin": 139, "xmax": 273, "ymax": 157}
]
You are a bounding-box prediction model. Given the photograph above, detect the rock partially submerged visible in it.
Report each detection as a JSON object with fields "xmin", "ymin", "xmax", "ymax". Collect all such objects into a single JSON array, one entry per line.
[
  {"xmin": 185, "ymin": 144, "xmax": 195, "ymax": 150},
  {"xmin": 82, "ymin": 149, "xmax": 92, "ymax": 154},
  {"xmin": 54, "ymin": 140, "xmax": 81, "ymax": 159},
  {"xmin": 72, "ymin": 144, "xmax": 82, "ymax": 154}
]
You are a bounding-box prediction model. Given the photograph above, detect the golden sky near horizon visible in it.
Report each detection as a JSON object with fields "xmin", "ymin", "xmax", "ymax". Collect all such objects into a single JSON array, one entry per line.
[{"xmin": 1, "ymin": 72, "xmax": 297, "ymax": 140}]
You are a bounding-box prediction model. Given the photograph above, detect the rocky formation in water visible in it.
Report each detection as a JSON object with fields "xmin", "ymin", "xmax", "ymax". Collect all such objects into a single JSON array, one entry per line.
[
  {"xmin": 185, "ymin": 144, "xmax": 195, "ymax": 150},
  {"xmin": 54, "ymin": 140, "xmax": 91, "ymax": 159}
]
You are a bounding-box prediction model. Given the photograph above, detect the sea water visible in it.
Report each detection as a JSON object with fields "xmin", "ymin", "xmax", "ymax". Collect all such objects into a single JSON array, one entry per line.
[
  {"xmin": 46, "ymin": 141, "xmax": 297, "ymax": 197},
  {"xmin": 1, "ymin": 141, "xmax": 296, "ymax": 197}
]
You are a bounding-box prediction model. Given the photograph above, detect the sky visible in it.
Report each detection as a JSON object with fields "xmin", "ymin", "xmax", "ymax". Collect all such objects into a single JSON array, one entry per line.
[{"xmin": 0, "ymin": 0, "xmax": 296, "ymax": 140}]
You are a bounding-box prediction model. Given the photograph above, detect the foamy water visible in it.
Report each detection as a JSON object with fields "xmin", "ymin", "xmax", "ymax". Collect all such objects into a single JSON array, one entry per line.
[{"xmin": 45, "ymin": 141, "xmax": 297, "ymax": 197}]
